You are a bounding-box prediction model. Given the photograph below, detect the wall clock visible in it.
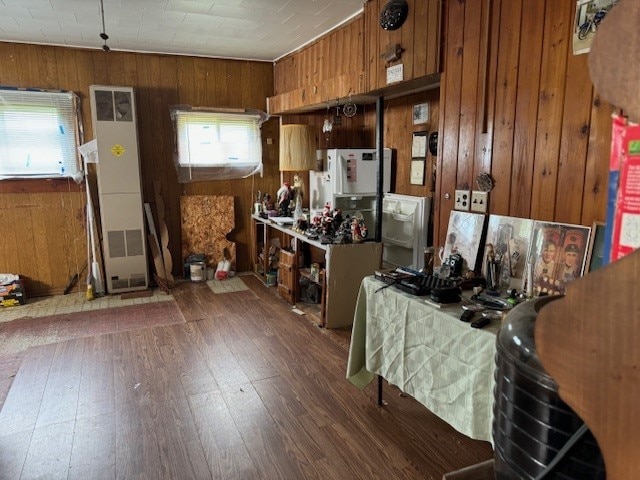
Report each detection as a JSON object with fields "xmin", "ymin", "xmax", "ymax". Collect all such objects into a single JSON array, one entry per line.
[{"xmin": 379, "ymin": 0, "xmax": 409, "ymax": 31}]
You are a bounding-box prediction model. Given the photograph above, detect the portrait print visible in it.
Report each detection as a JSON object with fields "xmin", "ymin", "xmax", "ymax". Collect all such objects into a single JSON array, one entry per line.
[{"xmin": 528, "ymin": 221, "xmax": 592, "ymax": 296}]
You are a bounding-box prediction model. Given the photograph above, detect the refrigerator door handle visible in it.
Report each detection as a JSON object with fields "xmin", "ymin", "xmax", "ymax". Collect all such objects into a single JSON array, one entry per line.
[{"xmin": 338, "ymin": 154, "xmax": 346, "ymax": 194}]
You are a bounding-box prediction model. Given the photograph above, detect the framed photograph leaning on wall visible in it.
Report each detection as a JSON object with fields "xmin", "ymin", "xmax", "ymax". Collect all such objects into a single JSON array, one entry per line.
[{"xmin": 527, "ymin": 221, "xmax": 592, "ymax": 296}]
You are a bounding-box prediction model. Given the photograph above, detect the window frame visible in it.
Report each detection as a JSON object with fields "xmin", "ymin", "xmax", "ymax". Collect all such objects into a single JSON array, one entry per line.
[
  {"xmin": 170, "ymin": 106, "xmax": 267, "ymax": 182},
  {"xmin": 0, "ymin": 88, "xmax": 82, "ymax": 180}
]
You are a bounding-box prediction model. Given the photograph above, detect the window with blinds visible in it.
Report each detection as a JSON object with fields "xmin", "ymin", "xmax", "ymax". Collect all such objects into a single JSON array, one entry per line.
[
  {"xmin": 171, "ymin": 108, "xmax": 265, "ymax": 182},
  {"xmin": 0, "ymin": 89, "xmax": 81, "ymax": 179}
]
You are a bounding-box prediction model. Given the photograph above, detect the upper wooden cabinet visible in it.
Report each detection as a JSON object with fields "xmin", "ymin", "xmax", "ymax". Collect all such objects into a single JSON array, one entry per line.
[
  {"xmin": 365, "ymin": 0, "xmax": 442, "ymax": 92},
  {"xmin": 268, "ymin": 0, "xmax": 442, "ymax": 115},
  {"xmin": 269, "ymin": 16, "xmax": 367, "ymax": 115}
]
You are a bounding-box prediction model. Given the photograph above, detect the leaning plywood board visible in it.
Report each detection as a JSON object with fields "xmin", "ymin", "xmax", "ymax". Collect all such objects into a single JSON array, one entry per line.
[
  {"xmin": 154, "ymin": 181, "xmax": 174, "ymax": 287},
  {"xmin": 180, "ymin": 195, "xmax": 236, "ymax": 269},
  {"xmin": 325, "ymin": 242, "xmax": 382, "ymax": 329}
]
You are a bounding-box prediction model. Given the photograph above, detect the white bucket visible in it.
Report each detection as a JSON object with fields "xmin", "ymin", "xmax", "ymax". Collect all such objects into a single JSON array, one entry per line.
[{"xmin": 190, "ymin": 262, "xmax": 206, "ymax": 282}]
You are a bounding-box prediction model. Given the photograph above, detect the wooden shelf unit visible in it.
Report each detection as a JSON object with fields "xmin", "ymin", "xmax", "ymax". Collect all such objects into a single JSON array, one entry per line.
[{"xmin": 252, "ymin": 215, "xmax": 382, "ymax": 328}]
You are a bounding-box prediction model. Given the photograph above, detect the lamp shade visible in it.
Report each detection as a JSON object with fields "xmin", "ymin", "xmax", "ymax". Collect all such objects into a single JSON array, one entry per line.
[{"xmin": 279, "ymin": 124, "xmax": 316, "ymax": 171}]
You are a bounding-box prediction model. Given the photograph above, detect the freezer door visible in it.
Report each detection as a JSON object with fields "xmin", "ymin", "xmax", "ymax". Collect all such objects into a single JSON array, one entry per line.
[
  {"xmin": 311, "ymin": 149, "xmax": 392, "ymax": 209},
  {"xmin": 381, "ymin": 194, "xmax": 431, "ymax": 270},
  {"xmin": 331, "ymin": 149, "xmax": 392, "ymax": 195}
]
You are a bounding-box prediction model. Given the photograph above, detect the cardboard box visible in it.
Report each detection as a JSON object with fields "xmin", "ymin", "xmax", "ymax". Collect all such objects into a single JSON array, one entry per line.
[{"xmin": 442, "ymin": 460, "xmax": 494, "ymax": 480}]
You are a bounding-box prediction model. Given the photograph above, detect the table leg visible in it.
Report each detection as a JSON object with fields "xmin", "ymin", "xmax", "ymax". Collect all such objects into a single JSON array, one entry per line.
[{"xmin": 377, "ymin": 375, "xmax": 383, "ymax": 406}]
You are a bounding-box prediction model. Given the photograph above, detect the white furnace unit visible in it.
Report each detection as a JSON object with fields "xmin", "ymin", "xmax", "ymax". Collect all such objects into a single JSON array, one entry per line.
[{"xmin": 89, "ymin": 85, "xmax": 148, "ymax": 293}]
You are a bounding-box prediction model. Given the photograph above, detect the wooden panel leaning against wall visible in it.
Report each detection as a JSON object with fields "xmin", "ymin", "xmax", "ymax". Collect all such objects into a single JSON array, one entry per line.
[
  {"xmin": 435, "ymin": 0, "xmax": 612, "ymax": 252},
  {"xmin": 0, "ymin": 41, "xmax": 276, "ymax": 296}
]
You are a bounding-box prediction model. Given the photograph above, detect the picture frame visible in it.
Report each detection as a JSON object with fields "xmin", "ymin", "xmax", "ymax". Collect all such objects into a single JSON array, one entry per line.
[
  {"xmin": 585, "ymin": 221, "xmax": 606, "ymax": 272},
  {"xmin": 410, "ymin": 159, "xmax": 425, "ymax": 185},
  {"xmin": 527, "ymin": 221, "xmax": 592, "ymax": 295},
  {"xmin": 412, "ymin": 102, "xmax": 429, "ymax": 125},
  {"xmin": 442, "ymin": 211, "xmax": 486, "ymax": 274},
  {"xmin": 482, "ymin": 215, "xmax": 534, "ymax": 290},
  {"xmin": 572, "ymin": 0, "xmax": 616, "ymax": 55}
]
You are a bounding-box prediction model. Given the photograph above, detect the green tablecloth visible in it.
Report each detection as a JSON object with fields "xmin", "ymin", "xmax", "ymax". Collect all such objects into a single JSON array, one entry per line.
[{"xmin": 347, "ymin": 276, "xmax": 499, "ymax": 443}]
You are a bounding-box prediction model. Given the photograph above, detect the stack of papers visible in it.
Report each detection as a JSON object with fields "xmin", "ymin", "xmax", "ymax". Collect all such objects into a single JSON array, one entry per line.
[{"xmin": 270, "ymin": 217, "xmax": 294, "ymax": 225}]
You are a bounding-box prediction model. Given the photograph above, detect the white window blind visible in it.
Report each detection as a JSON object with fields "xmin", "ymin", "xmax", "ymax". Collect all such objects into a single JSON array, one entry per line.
[
  {"xmin": 171, "ymin": 108, "xmax": 266, "ymax": 182},
  {"xmin": 0, "ymin": 89, "xmax": 80, "ymax": 179}
]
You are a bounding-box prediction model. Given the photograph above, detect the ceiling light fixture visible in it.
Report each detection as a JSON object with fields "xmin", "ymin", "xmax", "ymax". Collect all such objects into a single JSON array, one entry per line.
[{"xmin": 99, "ymin": 0, "xmax": 110, "ymax": 52}]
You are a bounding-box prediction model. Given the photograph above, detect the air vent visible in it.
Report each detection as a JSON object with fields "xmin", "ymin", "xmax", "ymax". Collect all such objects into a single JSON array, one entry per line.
[
  {"xmin": 126, "ymin": 229, "xmax": 143, "ymax": 256},
  {"xmin": 108, "ymin": 230, "xmax": 126, "ymax": 258},
  {"xmin": 112, "ymin": 278, "xmax": 129, "ymax": 290},
  {"xmin": 129, "ymin": 274, "xmax": 146, "ymax": 288}
]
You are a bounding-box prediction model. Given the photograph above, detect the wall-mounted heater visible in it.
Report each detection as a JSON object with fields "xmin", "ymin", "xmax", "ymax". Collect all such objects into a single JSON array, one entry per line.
[{"xmin": 89, "ymin": 85, "xmax": 148, "ymax": 293}]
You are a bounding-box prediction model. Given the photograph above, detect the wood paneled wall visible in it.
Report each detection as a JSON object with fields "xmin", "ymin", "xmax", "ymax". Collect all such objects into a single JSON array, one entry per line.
[
  {"xmin": 270, "ymin": 16, "xmax": 365, "ymax": 113},
  {"xmin": 435, "ymin": 0, "xmax": 612, "ymax": 249},
  {"xmin": 364, "ymin": 0, "xmax": 442, "ymax": 91},
  {"xmin": 281, "ymin": 88, "xmax": 439, "ymax": 200},
  {"xmin": 0, "ymin": 42, "xmax": 276, "ymax": 296}
]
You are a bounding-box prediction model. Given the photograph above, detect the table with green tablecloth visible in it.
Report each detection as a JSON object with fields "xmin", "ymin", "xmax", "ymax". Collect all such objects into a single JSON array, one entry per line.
[{"xmin": 347, "ymin": 276, "xmax": 500, "ymax": 443}]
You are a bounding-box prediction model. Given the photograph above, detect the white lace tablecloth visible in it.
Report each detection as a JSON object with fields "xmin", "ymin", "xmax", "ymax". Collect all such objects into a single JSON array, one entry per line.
[{"xmin": 347, "ymin": 276, "xmax": 499, "ymax": 443}]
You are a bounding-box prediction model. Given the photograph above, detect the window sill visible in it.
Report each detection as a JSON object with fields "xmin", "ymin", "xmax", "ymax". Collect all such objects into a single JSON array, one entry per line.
[{"xmin": 0, "ymin": 178, "xmax": 83, "ymax": 194}]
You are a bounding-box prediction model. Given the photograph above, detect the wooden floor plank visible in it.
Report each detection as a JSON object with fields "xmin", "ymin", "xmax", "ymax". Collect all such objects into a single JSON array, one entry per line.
[
  {"xmin": 0, "ymin": 279, "xmax": 494, "ymax": 479},
  {"xmin": 188, "ymin": 390, "xmax": 259, "ymax": 480},
  {"xmin": 76, "ymin": 334, "xmax": 115, "ymax": 420},
  {"xmin": 20, "ymin": 420, "xmax": 75, "ymax": 480},
  {"xmin": 0, "ymin": 430, "xmax": 31, "ymax": 479},
  {"xmin": 68, "ymin": 413, "xmax": 116, "ymax": 480},
  {"xmin": 221, "ymin": 382, "xmax": 308, "ymax": 480},
  {"xmin": 35, "ymin": 338, "xmax": 85, "ymax": 428},
  {"xmin": 0, "ymin": 343, "xmax": 57, "ymax": 435}
]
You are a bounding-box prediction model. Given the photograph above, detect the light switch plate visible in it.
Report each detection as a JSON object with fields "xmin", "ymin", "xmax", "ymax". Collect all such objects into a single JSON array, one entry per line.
[
  {"xmin": 454, "ymin": 190, "xmax": 471, "ymax": 211},
  {"xmin": 471, "ymin": 191, "xmax": 489, "ymax": 213}
]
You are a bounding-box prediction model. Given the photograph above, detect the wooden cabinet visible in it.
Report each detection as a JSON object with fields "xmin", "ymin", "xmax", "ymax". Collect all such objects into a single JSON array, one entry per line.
[
  {"xmin": 269, "ymin": 16, "xmax": 366, "ymax": 115},
  {"xmin": 252, "ymin": 215, "xmax": 382, "ymax": 328},
  {"xmin": 277, "ymin": 249, "xmax": 296, "ymax": 304},
  {"xmin": 269, "ymin": 0, "xmax": 443, "ymax": 115}
]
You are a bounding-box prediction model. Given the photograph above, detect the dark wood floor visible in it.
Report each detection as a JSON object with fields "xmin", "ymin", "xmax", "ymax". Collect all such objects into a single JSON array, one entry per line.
[{"xmin": 0, "ymin": 276, "xmax": 493, "ymax": 479}]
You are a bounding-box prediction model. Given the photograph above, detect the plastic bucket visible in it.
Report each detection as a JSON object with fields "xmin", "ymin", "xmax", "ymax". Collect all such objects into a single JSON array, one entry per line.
[{"xmin": 189, "ymin": 262, "xmax": 206, "ymax": 282}]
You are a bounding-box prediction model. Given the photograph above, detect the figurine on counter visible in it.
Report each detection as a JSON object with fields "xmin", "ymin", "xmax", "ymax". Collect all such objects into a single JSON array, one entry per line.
[{"xmin": 276, "ymin": 182, "xmax": 294, "ymax": 216}]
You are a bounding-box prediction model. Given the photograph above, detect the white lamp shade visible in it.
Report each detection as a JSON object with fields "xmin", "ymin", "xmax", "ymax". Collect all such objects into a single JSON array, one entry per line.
[{"xmin": 279, "ymin": 124, "xmax": 316, "ymax": 171}]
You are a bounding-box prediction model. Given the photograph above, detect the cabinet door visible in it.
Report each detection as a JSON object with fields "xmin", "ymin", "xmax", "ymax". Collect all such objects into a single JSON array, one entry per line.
[
  {"xmin": 278, "ymin": 250, "xmax": 296, "ymax": 304},
  {"xmin": 325, "ymin": 243, "xmax": 382, "ymax": 328}
]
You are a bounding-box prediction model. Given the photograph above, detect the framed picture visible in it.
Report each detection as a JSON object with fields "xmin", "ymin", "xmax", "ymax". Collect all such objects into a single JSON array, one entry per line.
[
  {"xmin": 527, "ymin": 221, "xmax": 592, "ymax": 295},
  {"xmin": 572, "ymin": 0, "xmax": 617, "ymax": 55},
  {"xmin": 585, "ymin": 221, "xmax": 606, "ymax": 272},
  {"xmin": 442, "ymin": 211, "xmax": 486, "ymax": 274},
  {"xmin": 482, "ymin": 215, "xmax": 534, "ymax": 290},
  {"xmin": 412, "ymin": 102, "xmax": 429, "ymax": 125},
  {"xmin": 410, "ymin": 159, "xmax": 425, "ymax": 185}
]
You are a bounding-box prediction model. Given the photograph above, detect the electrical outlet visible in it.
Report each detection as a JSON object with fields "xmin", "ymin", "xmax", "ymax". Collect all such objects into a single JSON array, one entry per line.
[
  {"xmin": 471, "ymin": 191, "xmax": 489, "ymax": 213},
  {"xmin": 454, "ymin": 190, "xmax": 471, "ymax": 211}
]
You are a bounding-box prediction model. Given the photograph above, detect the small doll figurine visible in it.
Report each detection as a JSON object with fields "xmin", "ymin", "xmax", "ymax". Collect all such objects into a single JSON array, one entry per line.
[
  {"xmin": 262, "ymin": 193, "xmax": 274, "ymax": 212},
  {"xmin": 360, "ymin": 222, "xmax": 368, "ymax": 239},
  {"xmin": 351, "ymin": 218, "xmax": 362, "ymax": 242},
  {"xmin": 276, "ymin": 182, "xmax": 294, "ymax": 214}
]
